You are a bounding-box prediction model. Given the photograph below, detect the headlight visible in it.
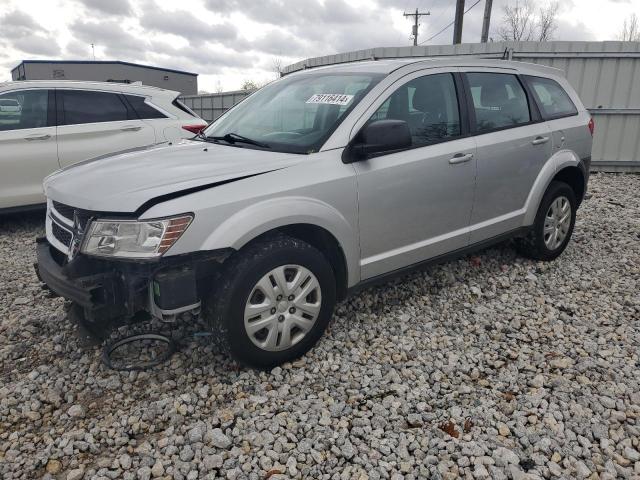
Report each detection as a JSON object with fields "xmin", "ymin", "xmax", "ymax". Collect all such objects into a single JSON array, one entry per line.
[{"xmin": 82, "ymin": 215, "xmax": 193, "ymax": 258}]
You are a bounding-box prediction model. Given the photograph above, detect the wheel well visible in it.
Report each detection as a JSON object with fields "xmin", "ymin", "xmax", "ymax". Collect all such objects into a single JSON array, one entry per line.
[
  {"xmin": 553, "ymin": 166, "xmax": 585, "ymax": 205},
  {"xmin": 247, "ymin": 224, "xmax": 349, "ymax": 301}
]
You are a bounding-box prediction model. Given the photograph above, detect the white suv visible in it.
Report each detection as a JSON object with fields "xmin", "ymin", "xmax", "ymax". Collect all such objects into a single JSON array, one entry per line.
[{"xmin": 0, "ymin": 81, "xmax": 206, "ymax": 211}]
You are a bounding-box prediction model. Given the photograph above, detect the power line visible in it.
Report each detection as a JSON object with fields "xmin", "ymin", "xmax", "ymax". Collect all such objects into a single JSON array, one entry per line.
[
  {"xmin": 403, "ymin": 8, "xmax": 431, "ymax": 46},
  {"xmin": 419, "ymin": 0, "xmax": 482, "ymax": 44}
]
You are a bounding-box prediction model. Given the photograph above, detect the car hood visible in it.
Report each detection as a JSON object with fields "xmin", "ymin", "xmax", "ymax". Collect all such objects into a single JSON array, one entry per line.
[{"xmin": 44, "ymin": 140, "xmax": 306, "ymax": 213}]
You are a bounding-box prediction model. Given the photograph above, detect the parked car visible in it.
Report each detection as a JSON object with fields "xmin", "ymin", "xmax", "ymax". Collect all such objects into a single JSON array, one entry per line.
[
  {"xmin": 0, "ymin": 81, "xmax": 206, "ymax": 211},
  {"xmin": 0, "ymin": 98, "xmax": 21, "ymax": 113},
  {"xmin": 36, "ymin": 59, "xmax": 593, "ymax": 368}
]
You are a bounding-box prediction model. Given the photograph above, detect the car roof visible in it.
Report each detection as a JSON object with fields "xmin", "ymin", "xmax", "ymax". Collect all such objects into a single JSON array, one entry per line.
[
  {"xmin": 0, "ymin": 80, "xmax": 179, "ymax": 98},
  {"xmin": 288, "ymin": 57, "xmax": 562, "ymax": 77}
]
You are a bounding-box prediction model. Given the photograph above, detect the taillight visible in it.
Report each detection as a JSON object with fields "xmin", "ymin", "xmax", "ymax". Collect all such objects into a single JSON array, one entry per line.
[
  {"xmin": 588, "ymin": 117, "xmax": 594, "ymax": 137},
  {"xmin": 182, "ymin": 124, "xmax": 207, "ymax": 134}
]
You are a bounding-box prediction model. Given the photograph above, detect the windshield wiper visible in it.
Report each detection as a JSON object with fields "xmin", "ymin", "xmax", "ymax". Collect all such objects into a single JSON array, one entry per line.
[{"xmin": 208, "ymin": 133, "xmax": 271, "ymax": 149}]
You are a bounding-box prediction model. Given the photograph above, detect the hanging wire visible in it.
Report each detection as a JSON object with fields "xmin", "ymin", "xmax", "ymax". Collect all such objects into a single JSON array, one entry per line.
[{"xmin": 419, "ymin": 0, "xmax": 483, "ymax": 44}]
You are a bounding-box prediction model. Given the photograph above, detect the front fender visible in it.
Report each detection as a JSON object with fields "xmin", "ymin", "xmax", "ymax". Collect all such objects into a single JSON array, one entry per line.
[
  {"xmin": 523, "ymin": 149, "xmax": 582, "ymax": 225},
  {"xmin": 200, "ymin": 196, "xmax": 361, "ymax": 286}
]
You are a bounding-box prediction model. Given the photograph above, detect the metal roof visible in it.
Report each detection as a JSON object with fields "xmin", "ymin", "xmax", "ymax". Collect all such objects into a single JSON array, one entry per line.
[{"xmin": 11, "ymin": 60, "xmax": 198, "ymax": 77}]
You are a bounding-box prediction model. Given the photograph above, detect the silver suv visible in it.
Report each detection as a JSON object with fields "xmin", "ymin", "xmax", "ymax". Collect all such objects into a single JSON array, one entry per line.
[{"xmin": 36, "ymin": 58, "xmax": 593, "ymax": 368}]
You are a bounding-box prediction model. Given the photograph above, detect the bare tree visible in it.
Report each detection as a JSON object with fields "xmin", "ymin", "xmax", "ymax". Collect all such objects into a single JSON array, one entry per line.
[
  {"xmin": 497, "ymin": 0, "xmax": 535, "ymax": 41},
  {"xmin": 619, "ymin": 13, "xmax": 640, "ymax": 41},
  {"xmin": 537, "ymin": 1, "xmax": 559, "ymax": 41},
  {"xmin": 498, "ymin": 0, "xmax": 559, "ymax": 42},
  {"xmin": 214, "ymin": 78, "xmax": 223, "ymax": 94},
  {"xmin": 271, "ymin": 57, "xmax": 283, "ymax": 79},
  {"xmin": 241, "ymin": 79, "xmax": 259, "ymax": 91}
]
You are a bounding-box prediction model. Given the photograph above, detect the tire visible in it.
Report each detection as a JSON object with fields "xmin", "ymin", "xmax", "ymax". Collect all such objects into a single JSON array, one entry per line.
[
  {"xmin": 205, "ymin": 235, "xmax": 336, "ymax": 369},
  {"xmin": 516, "ymin": 180, "xmax": 577, "ymax": 261}
]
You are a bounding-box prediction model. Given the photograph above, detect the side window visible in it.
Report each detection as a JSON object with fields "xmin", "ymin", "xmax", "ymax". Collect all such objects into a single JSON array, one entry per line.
[
  {"xmin": 124, "ymin": 95, "xmax": 168, "ymax": 119},
  {"xmin": 0, "ymin": 90, "xmax": 48, "ymax": 131},
  {"xmin": 60, "ymin": 90, "xmax": 129, "ymax": 125},
  {"xmin": 466, "ymin": 73, "xmax": 531, "ymax": 132},
  {"xmin": 524, "ymin": 76, "xmax": 577, "ymax": 119},
  {"xmin": 369, "ymin": 73, "xmax": 461, "ymax": 147}
]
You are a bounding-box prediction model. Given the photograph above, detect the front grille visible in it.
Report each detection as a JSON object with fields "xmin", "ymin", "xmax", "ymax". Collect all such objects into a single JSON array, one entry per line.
[
  {"xmin": 52, "ymin": 201, "xmax": 74, "ymax": 221},
  {"xmin": 51, "ymin": 221, "xmax": 72, "ymax": 248}
]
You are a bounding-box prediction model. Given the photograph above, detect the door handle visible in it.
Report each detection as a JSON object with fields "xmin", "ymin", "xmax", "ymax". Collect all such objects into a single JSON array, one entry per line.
[
  {"xmin": 24, "ymin": 134, "xmax": 51, "ymax": 141},
  {"xmin": 121, "ymin": 126, "xmax": 142, "ymax": 132},
  {"xmin": 531, "ymin": 136, "xmax": 549, "ymax": 145},
  {"xmin": 449, "ymin": 153, "xmax": 474, "ymax": 164}
]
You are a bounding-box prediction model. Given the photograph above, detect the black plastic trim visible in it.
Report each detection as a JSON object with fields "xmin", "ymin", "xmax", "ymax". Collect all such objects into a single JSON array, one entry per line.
[
  {"xmin": 47, "ymin": 89, "xmax": 56, "ymax": 127},
  {"xmin": 347, "ymin": 227, "xmax": 529, "ymax": 297}
]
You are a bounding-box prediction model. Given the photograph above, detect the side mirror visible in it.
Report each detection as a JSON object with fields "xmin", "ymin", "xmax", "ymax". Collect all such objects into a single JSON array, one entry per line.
[{"xmin": 345, "ymin": 119, "xmax": 412, "ymax": 162}]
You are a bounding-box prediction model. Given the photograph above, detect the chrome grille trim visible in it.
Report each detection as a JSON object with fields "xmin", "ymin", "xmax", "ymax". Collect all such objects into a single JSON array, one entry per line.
[
  {"xmin": 50, "ymin": 200, "xmax": 73, "ymax": 228},
  {"xmin": 46, "ymin": 199, "xmax": 90, "ymax": 257}
]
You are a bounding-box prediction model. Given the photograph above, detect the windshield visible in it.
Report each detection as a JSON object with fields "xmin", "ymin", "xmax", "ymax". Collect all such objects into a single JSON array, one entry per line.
[{"xmin": 203, "ymin": 72, "xmax": 384, "ymax": 154}]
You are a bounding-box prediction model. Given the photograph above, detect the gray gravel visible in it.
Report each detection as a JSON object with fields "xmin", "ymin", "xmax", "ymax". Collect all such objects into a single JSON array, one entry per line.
[{"xmin": 1, "ymin": 172, "xmax": 639, "ymax": 480}]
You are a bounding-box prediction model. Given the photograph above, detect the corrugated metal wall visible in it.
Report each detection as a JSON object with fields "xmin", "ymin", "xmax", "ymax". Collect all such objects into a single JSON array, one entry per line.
[
  {"xmin": 184, "ymin": 41, "xmax": 640, "ymax": 169},
  {"xmin": 180, "ymin": 89, "xmax": 252, "ymax": 123}
]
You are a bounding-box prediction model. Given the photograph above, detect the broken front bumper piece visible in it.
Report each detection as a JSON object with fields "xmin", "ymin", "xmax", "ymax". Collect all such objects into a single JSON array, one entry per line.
[{"xmin": 35, "ymin": 237, "xmax": 231, "ymax": 327}]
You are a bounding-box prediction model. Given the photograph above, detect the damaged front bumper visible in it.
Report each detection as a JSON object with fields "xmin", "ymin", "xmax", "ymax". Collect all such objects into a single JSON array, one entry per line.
[{"xmin": 35, "ymin": 237, "xmax": 230, "ymax": 327}]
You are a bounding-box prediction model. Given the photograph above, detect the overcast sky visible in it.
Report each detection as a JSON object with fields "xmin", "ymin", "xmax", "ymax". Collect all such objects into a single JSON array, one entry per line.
[{"xmin": 0, "ymin": 0, "xmax": 638, "ymax": 92}]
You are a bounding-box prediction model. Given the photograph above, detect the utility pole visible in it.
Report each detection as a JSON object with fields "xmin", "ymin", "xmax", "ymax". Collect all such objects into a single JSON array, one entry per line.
[
  {"xmin": 452, "ymin": 0, "xmax": 465, "ymax": 44},
  {"xmin": 480, "ymin": 0, "xmax": 493, "ymax": 43},
  {"xmin": 91, "ymin": 43, "xmax": 95, "ymax": 60},
  {"xmin": 403, "ymin": 8, "xmax": 430, "ymax": 46}
]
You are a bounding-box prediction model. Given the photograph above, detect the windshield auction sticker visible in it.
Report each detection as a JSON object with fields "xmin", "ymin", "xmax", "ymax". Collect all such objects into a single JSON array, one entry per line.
[{"xmin": 306, "ymin": 94, "xmax": 354, "ymax": 106}]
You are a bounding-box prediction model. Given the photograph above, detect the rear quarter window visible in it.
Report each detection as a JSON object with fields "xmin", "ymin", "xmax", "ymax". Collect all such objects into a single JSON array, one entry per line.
[
  {"xmin": 524, "ymin": 76, "xmax": 578, "ymax": 119},
  {"xmin": 124, "ymin": 95, "xmax": 168, "ymax": 119}
]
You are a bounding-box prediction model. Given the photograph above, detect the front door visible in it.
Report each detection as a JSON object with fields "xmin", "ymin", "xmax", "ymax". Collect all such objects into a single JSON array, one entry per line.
[
  {"xmin": 354, "ymin": 70, "xmax": 477, "ymax": 279},
  {"xmin": 55, "ymin": 89, "xmax": 156, "ymax": 167},
  {"xmin": 0, "ymin": 89, "xmax": 59, "ymax": 209}
]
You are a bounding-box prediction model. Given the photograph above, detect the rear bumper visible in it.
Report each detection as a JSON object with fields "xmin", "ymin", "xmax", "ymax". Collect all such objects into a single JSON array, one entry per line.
[{"xmin": 35, "ymin": 238, "xmax": 230, "ymax": 325}]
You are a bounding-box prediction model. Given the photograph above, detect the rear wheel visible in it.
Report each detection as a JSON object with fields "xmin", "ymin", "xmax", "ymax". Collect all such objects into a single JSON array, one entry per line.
[
  {"xmin": 206, "ymin": 235, "xmax": 336, "ymax": 368},
  {"xmin": 516, "ymin": 181, "xmax": 577, "ymax": 261}
]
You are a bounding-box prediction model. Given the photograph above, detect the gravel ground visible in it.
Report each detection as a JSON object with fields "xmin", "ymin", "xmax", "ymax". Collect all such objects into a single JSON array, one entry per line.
[{"xmin": 1, "ymin": 172, "xmax": 639, "ymax": 480}]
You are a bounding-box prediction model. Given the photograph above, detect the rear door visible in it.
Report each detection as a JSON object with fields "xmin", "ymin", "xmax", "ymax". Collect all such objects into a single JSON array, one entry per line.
[
  {"xmin": 0, "ymin": 88, "xmax": 59, "ymax": 209},
  {"xmin": 55, "ymin": 89, "xmax": 156, "ymax": 167},
  {"xmin": 460, "ymin": 70, "xmax": 552, "ymax": 243}
]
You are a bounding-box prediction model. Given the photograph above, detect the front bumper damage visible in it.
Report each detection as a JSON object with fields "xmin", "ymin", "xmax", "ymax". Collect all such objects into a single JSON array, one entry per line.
[{"xmin": 35, "ymin": 237, "xmax": 231, "ymax": 329}]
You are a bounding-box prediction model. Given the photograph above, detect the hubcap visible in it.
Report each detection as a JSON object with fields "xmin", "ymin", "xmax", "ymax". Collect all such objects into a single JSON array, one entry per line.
[
  {"xmin": 544, "ymin": 196, "xmax": 571, "ymax": 250},
  {"xmin": 243, "ymin": 265, "xmax": 322, "ymax": 352}
]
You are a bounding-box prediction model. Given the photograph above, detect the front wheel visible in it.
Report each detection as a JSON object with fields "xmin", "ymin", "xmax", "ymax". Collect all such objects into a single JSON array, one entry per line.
[
  {"xmin": 516, "ymin": 180, "xmax": 577, "ymax": 261},
  {"xmin": 205, "ymin": 235, "xmax": 336, "ymax": 369}
]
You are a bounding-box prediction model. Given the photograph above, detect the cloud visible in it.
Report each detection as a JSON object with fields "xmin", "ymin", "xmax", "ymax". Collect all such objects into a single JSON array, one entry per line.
[
  {"xmin": 141, "ymin": 8, "xmax": 239, "ymax": 43},
  {"xmin": 0, "ymin": 10, "xmax": 62, "ymax": 57},
  {"xmin": 13, "ymin": 36, "xmax": 62, "ymax": 56},
  {"xmin": 75, "ymin": 0, "xmax": 132, "ymax": 16},
  {"xmin": 70, "ymin": 20, "xmax": 145, "ymax": 60},
  {"xmin": 206, "ymin": 0, "xmax": 360, "ymax": 26},
  {"xmin": 250, "ymin": 29, "xmax": 308, "ymax": 56}
]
